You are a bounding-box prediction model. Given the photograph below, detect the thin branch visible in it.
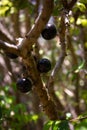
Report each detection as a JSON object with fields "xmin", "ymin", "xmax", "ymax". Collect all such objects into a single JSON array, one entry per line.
[
  {"xmin": 51, "ymin": 51, "xmax": 66, "ymax": 78},
  {"xmin": 49, "ymin": 10, "xmax": 67, "ymax": 83},
  {"xmin": 10, "ymin": 12, "xmax": 21, "ymax": 38},
  {"xmin": 26, "ymin": 0, "xmax": 54, "ymax": 39},
  {"xmin": 0, "ymin": 40, "xmax": 19, "ymax": 55},
  {"xmin": 66, "ymin": 28, "xmax": 80, "ymax": 115},
  {"xmin": 0, "ymin": 22, "xmax": 16, "ymax": 44},
  {"xmin": 34, "ymin": 0, "xmax": 40, "ymax": 18},
  {"xmin": 24, "ymin": 8, "xmax": 31, "ymax": 34},
  {"xmin": 70, "ymin": 115, "xmax": 87, "ymax": 122},
  {"xmin": 46, "ymin": 10, "xmax": 68, "ymax": 116}
]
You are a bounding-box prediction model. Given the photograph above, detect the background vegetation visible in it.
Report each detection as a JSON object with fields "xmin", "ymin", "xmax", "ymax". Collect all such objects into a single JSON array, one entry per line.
[{"xmin": 0, "ymin": 0, "xmax": 87, "ymax": 129}]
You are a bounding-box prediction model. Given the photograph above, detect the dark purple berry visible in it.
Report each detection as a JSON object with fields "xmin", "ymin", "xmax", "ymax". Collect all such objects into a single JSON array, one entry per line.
[
  {"xmin": 37, "ymin": 58, "xmax": 51, "ymax": 73},
  {"xmin": 6, "ymin": 52, "xmax": 18, "ymax": 59},
  {"xmin": 41, "ymin": 24, "xmax": 57, "ymax": 40},
  {"xmin": 16, "ymin": 78, "xmax": 32, "ymax": 93}
]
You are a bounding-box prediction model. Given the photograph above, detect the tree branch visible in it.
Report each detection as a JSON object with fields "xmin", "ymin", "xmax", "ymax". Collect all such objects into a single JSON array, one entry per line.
[
  {"xmin": 19, "ymin": 0, "xmax": 59, "ymax": 120},
  {"xmin": 17, "ymin": 0, "xmax": 54, "ymax": 57},
  {"xmin": 45, "ymin": 10, "xmax": 68, "ymax": 117},
  {"xmin": 70, "ymin": 115, "xmax": 87, "ymax": 122},
  {"xmin": 0, "ymin": 0, "xmax": 59, "ymax": 120},
  {"xmin": 23, "ymin": 53, "xmax": 59, "ymax": 120},
  {"xmin": 0, "ymin": 22, "xmax": 16, "ymax": 44},
  {"xmin": 26, "ymin": 0, "xmax": 54, "ymax": 39},
  {"xmin": 47, "ymin": 10, "xmax": 67, "ymax": 86},
  {"xmin": 0, "ymin": 40, "xmax": 19, "ymax": 55}
]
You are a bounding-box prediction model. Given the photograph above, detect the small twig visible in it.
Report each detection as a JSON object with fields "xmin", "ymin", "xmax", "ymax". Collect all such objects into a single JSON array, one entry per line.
[
  {"xmin": 46, "ymin": 10, "xmax": 68, "ymax": 115},
  {"xmin": 51, "ymin": 51, "xmax": 66, "ymax": 78},
  {"xmin": 48, "ymin": 10, "xmax": 68, "ymax": 83},
  {"xmin": 0, "ymin": 22, "xmax": 16, "ymax": 44},
  {"xmin": 0, "ymin": 40, "xmax": 19, "ymax": 55},
  {"xmin": 70, "ymin": 115, "xmax": 87, "ymax": 122}
]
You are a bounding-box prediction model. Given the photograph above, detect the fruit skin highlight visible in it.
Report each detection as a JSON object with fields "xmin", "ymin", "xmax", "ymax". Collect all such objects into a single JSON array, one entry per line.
[
  {"xmin": 16, "ymin": 78, "xmax": 32, "ymax": 93},
  {"xmin": 37, "ymin": 58, "xmax": 51, "ymax": 73},
  {"xmin": 41, "ymin": 24, "xmax": 57, "ymax": 40}
]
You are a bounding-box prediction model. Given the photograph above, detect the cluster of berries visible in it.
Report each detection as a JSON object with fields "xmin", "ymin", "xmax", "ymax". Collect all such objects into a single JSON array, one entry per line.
[
  {"xmin": 6, "ymin": 23, "xmax": 57, "ymax": 93},
  {"xmin": 16, "ymin": 58, "xmax": 51, "ymax": 93}
]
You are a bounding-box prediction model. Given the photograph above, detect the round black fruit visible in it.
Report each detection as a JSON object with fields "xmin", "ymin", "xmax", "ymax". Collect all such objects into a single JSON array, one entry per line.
[
  {"xmin": 16, "ymin": 78, "xmax": 32, "ymax": 93},
  {"xmin": 37, "ymin": 58, "xmax": 51, "ymax": 73},
  {"xmin": 6, "ymin": 52, "xmax": 18, "ymax": 59},
  {"xmin": 41, "ymin": 24, "xmax": 57, "ymax": 40}
]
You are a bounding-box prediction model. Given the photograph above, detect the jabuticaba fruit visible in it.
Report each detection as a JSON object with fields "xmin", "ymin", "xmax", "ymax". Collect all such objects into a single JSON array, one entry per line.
[
  {"xmin": 41, "ymin": 24, "xmax": 57, "ymax": 40},
  {"xmin": 16, "ymin": 78, "xmax": 32, "ymax": 93},
  {"xmin": 37, "ymin": 58, "xmax": 51, "ymax": 73}
]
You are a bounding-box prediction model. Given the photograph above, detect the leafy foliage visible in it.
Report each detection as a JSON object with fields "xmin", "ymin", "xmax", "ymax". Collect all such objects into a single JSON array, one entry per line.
[
  {"xmin": 43, "ymin": 120, "xmax": 70, "ymax": 130},
  {"xmin": 0, "ymin": 84, "xmax": 39, "ymax": 129}
]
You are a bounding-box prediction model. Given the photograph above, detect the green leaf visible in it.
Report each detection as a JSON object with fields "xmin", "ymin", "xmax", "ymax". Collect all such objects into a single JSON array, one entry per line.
[
  {"xmin": 75, "ymin": 119, "xmax": 87, "ymax": 130},
  {"xmin": 43, "ymin": 120, "xmax": 54, "ymax": 130},
  {"xmin": 0, "ymin": 0, "xmax": 13, "ymax": 16},
  {"xmin": 0, "ymin": 0, "xmax": 12, "ymax": 6},
  {"xmin": 76, "ymin": 17, "xmax": 87, "ymax": 27},
  {"xmin": 76, "ymin": 2, "xmax": 86, "ymax": 12},
  {"xmin": 52, "ymin": 121, "xmax": 60, "ymax": 130},
  {"xmin": 31, "ymin": 114, "xmax": 38, "ymax": 122},
  {"xmin": 57, "ymin": 120, "xmax": 70, "ymax": 130},
  {"xmin": 80, "ymin": 0, "xmax": 87, "ymax": 4},
  {"xmin": 75, "ymin": 61, "xmax": 85, "ymax": 73}
]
